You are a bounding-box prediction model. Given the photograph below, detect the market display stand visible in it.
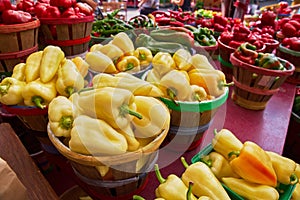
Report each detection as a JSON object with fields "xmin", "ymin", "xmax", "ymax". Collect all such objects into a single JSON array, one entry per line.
[{"xmin": 0, "ymin": 123, "xmax": 59, "ymax": 200}]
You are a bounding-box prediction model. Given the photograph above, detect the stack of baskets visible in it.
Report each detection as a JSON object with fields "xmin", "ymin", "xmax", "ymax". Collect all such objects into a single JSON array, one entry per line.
[
  {"xmin": 38, "ymin": 16, "xmax": 94, "ymax": 58},
  {"xmin": 0, "ymin": 19, "xmax": 40, "ymax": 76}
]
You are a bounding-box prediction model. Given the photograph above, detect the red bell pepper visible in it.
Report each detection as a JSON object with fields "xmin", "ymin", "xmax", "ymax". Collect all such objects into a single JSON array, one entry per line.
[
  {"xmin": 261, "ymin": 11, "xmax": 276, "ymax": 27},
  {"xmin": 0, "ymin": 0, "xmax": 12, "ymax": 12},
  {"xmin": 2, "ymin": 9, "xmax": 33, "ymax": 24},
  {"xmin": 75, "ymin": 2, "xmax": 93, "ymax": 16},
  {"xmin": 17, "ymin": 0, "xmax": 34, "ymax": 11},
  {"xmin": 251, "ymin": 40, "xmax": 264, "ymax": 50},
  {"xmin": 282, "ymin": 22, "xmax": 297, "ymax": 37},
  {"xmin": 213, "ymin": 15, "xmax": 228, "ymax": 27},
  {"xmin": 228, "ymin": 40, "xmax": 244, "ymax": 49},
  {"xmin": 169, "ymin": 20, "xmax": 184, "ymax": 27},
  {"xmin": 50, "ymin": 0, "xmax": 75, "ymax": 9},
  {"xmin": 214, "ymin": 23, "xmax": 225, "ymax": 32},
  {"xmin": 155, "ymin": 17, "xmax": 171, "ymax": 26},
  {"xmin": 220, "ymin": 31, "xmax": 233, "ymax": 45},
  {"xmin": 34, "ymin": 2, "xmax": 49, "ymax": 18},
  {"xmin": 44, "ymin": 6, "xmax": 61, "ymax": 18}
]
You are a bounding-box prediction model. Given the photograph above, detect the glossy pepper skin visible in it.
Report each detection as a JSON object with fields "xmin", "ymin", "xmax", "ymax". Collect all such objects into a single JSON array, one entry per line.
[
  {"xmin": 152, "ymin": 52, "xmax": 176, "ymax": 78},
  {"xmin": 132, "ymin": 96, "xmax": 170, "ymax": 138},
  {"xmin": 133, "ymin": 47, "xmax": 153, "ymax": 68},
  {"xmin": 200, "ymin": 151, "xmax": 240, "ymax": 180},
  {"xmin": 116, "ymin": 56, "xmax": 140, "ymax": 73},
  {"xmin": 211, "ymin": 129, "xmax": 243, "ymax": 159},
  {"xmin": 48, "ymin": 96, "xmax": 74, "ymax": 138},
  {"xmin": 190, "ymin": 54, "xmax": 215, "ymax": 70},
  {"xmin": 188, "ymin": 69, "xmax": 232, "ymax": 98},
  {"xmin": 69, "ymin": 115, "xmax": 128, "ymax": 155},
  {"xmin": 56, "ymin": 59, "xmax": 84, "ymax": 97},
  {"xmin": 222, "ymin": 177, "xmax": 280, "ymax": 200},
  {"xmin": 266, "ymin": 151, "xmax": 298, "ymax": 185},
  {"xmin": 116, "ymin": 124, "xmax": 140, "ymax": 151},
  {"xmin": 2, "ymin": 9, "xmax": 33, "ymax": 24},
  {"xmin": 159, "ymin": 69, "xmax": 192, "ymax": 102},
  {"xmin": 181, "ymin": 157, "xmax": 231, "ymax": 200},
  {"xmin": 85, "ymin": 51, "xmax": 117, "ymax": 74},
  {"xmin": 76, "ymin": 87, "xmax": 142, "ymax": 130},
  {"xmin": 0, "ymin": 77, "xmax": 26, "ymax": 105},
  {"xmin": 90, "ymin": 43, "xmax": 124, "ymax": 63},
  {"xmin": 255, "ymin": 53, "xmax": 284, "ymax": 70},
  {"xmin": 189, "ymin": 85, "xmax": 208, "ymax": 102},
  {"xmin": 71, "ymin": 56, "xmax": 89, "ymax": 78},
  {"xmin": 229, "ymin": 141, "xmax": 278, "ymax": 187},
  {"xmin": 172, "ymin": 49, "xmax": 192, "ymax": 71},
  {"xmin": 154, "ymin": 164, "xmax": 198, "ymax": 200},
  {"xmin": 111, "ymin": 32, "xmax": 135, "ymax": 56},
  {"xmin": 11, "ymin": 63, "xmax": 26, "ymax": 82},
  {"xmin": 40, "ymin": 45, "xmax": 65, "ymax": 83},
  {"xmin": 25, "ymin": 51, "xmax": 43, "ymax": 82},
  {"xmin": 22, "ymin": 78, "xmax": 57, "ymax": 109}
]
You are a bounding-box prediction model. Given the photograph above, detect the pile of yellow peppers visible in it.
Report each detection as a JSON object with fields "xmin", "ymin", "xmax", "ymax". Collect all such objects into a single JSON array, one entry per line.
[
  {"xmin": 0, "ymin": 45, "xmax": 88, "ymax": 109},
  {"xmin": 48, "ymin": 72, "xmax": 170, "ymax": 157},
  {"xmin": 145, "ymin": 48, "xmax": 232, "ymax": 102},
  {"xmin": 87, "ymin": 32, "xmax": 153, "ymax": 74}
]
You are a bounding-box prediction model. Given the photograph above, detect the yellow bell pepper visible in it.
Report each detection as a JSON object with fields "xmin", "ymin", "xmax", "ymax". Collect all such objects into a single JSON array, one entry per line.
[
  {"xmin": 11, "ymin": 63, "xmax": 26, "ymax": 81},
  {"xmin": 69, "ymin": 115, "xmax": 128, "ymax": 155},
  {"xmin": 228, "ymin": 141, "xmax": 277, "ymax": 187},
  {"xmin": 189, "ymin": 85, "xmax": 208, "ymax": 102},
  {"xmin": 181, "ymin": 157, "xmax": 231, "ymax": 200},
  {"xmin": 89, "ymin": 43, "xmax": 103, "ymax": 52},
  {"xmin": 76, "ymin": 87, "xmax": 142, "ymax": 129},
  {"xmin": 71, "ymin": 56, "xmax": 89, "ymax": 78},
  {"xmin": 56, "ymin": 59, "xmax": 85, "ymax": 97},
  {"xmin": 222, "ymin": 177, "xmax": 280, "ymax": 200},
  {"xmin": 116, "ymin": 124, "xmax": 140, "ymax": 151},
  {"xmin": 212, "ymin": 129, "xmax": 243, "ymax": 159},
  {"xmin": 25, "ymin": 51, "xmax": 43, "ymax": 82},
  {"xmin": 172, "ymin": 49, "xmax": 192, "ymax": 71},
  {"xmin": 116, "ymin": 55, "xmax": 140, "ymax": 73},
  {"xmin": 266, "ymin": 151, "xmax": 298, "ymax": 185},
  {"xmin": 133, "ymin": 47, "xmax": 153, "ymax": 68},
  {"xmin": 154, "ymin": 164, "xmax": 198, "ymax": 200},
  {"xmin": 48, "ymin": 96, "xmax": 74, "ymax": 138},
  {"xmin": 152, "ymin": 52, "xmax": 176, "ymax": 78},
  {"xmin": 159, "ymin": 69, "xmax": 191, "ymax": 102},
  {"xmin": 146, "ymin": 69, "xmax": 161, "ymax": 83},
  {"xmin": 111, "ymin": 32, "xmax": 135, "ymax": 56},
  {"xmin": 0, "ymin": 77, "xmax": 25, "ymax": 105},
  {"xmin": 22, "ymin": 77, "xmax": 57, "ymax": 109},
  {"xmin": 85, "ymin": 51, "xmax": 117, "ymax": 74},
  {"xmin": 91, "ymin": 43, "xmax": 124, "ymax": 62},
  {"xmin": 131, "ymin": 96, "xmax": 170, "ymax": 138},
  {"xmin": 40, "ymin": 45, "xmax": 65, "ymax": 83},
  {"xmin": 187, "ymin": 182, "xmax": 212, "ymax": 200},
  {"xmin": 92, "ymin": 73, "xmax": 152, "ymax": 96},
  {"xmin": 190, "ymin": 54, "xmax": 215, "ymax": 70},
  {"xmin": 292, "ymin": 183, "xmax": 300, "ymax": 200},
  {"xmin": 188, "ymin": 69, "xmax": 232, "ymax": 97},
  {"xmin": 199, "ymin": 151, "xmax": 240, "ymax": 180}
]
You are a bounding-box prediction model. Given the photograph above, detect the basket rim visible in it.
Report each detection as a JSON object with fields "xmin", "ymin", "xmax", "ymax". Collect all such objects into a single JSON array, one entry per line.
[
  {"xmin": 47, "ymin": 123, "xmax": 169, "ymax": 166},
  {"xmin": 2, "ymin": 104, "xmax": 48, "ymax": 116},
  {"xmin": 278, "ymin": 44, "xmax": 300, "ymax": 57},
  {"xmin": 39, "ymin": 15, "xmax": 94, "ymax": 25},
  {"xmin": 217, "ymin": 37, "xmax": 266, "ymax": 52},
  {"xmin": 0, "ymin": 18, "xmax": 40, "ymax": 33},
  {"xmin": 230, "ymin": 53, "xmax": 295, "ymax": 77}
]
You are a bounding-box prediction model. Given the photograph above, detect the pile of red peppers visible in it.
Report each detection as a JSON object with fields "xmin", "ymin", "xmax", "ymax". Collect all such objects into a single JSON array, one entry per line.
[{"xmin": 151, "ymin": 9, "xmax": 195, "ymax": 27}]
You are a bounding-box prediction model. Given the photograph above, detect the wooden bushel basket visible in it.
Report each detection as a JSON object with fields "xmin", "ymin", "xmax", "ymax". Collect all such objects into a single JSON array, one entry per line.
[
  {"xmin": 39, "ymin": 16, "xmax": 94, "ymax": 57},
  {"xmin": 0, "ymin": 19, "xmax": 40, "ymax": 73},
  {"xmin": 230, "ymin": 53, "xmax": 295, "ymax": 110},
  {"xmin": 47, "ymin": 124, "xmax": 168, "ymax": 200}
]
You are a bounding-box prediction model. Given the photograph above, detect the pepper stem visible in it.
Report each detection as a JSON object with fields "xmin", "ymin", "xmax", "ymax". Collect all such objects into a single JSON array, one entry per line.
[
  {"xmin": 125, "ymin": 63, "xmax": 135, "ymax": 71},
  {"xmin": 218, "ymin": 81, "xmax": 234, "ymax": 90},
  {"xmin": 132, "ymin": 195, "xmax": 145, "ymax": 200},
  {"xmin": 180, "ymin": 157, "xmax": 189, "ymax": 169},
  {"xmin": 213, "ymin": 129, "xmax": 218, "ymax": 136},
  {"xmin": 193, "ymin": 93, "xmax": 201, "ymax": 102},
  {"xmin": 65, "ymin": 86, "xmax": 75, "ymax": 97},
  {"xmin": 187, "ymin": 182, "xmax": 194, "ymax": 200},
  {"xmin": 228, "ymin": 151, "xmax": 240, "ymax": 159},
  {"xmin": 199, "ymin": 157, "xmax": 212, "ymax": 167},
  {"xmin": 119, "ymin": 104, "xmax": 143, "ymax": 119},
  {"xmin": 139, "ymin": 53, "xmax": 147, "ymax": 60},
  {"xmin": 154, "ymin": 164, "xmax": 166, "ymax": 184},
  {"xmin": 0, "ymin": 84, "xmax": 10, "ymax": 95},
  {"xmin": 32, "ymin": 96, "xmax": 46, "ymax": 109},
  {"xmin": 167, "ymin": 87, "xmax": 178, "ymax": 105},
  {"xmin": 290, "ymin": 174, "xmax": 298, "ymax": 185},
  {"xmin": 59, "ymin": 116, "xmax": 73, "ymax": 130}
]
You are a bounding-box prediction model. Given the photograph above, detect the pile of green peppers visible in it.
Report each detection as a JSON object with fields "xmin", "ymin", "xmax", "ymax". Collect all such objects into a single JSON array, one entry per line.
[{"xmin": 193, "ymin": 27, "xmax": 216, "ymax": 46}]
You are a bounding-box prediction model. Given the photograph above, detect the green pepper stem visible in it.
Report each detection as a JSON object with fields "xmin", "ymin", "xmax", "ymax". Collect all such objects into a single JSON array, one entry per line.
[
  {"xmin": 199, "ymin": 157, "xmax": 212, "ymax": 167},
  {"xmin": 65, "ymin": 86, "xmax": 75, "ymax": 97},
  {"xmin": 181, "ymin": 157, "xmax": 189, "ymax": 169},
  {"xmin": 154, "ymin": 164, "xmax": 166, "ymax": 184},
  {"xmin": 32, "ymin": 96, "xmax": 46, "ymax": 109},
  {"xmin": 187, "ymin": 182, "xmax": 194, "ymax": 200},
  {"xmin": 290, "ymin": 174, "xmax": 298, "ymax": 185},
  {"xmin": 125, "ymin": 63, "xmax": 135, "ymax": 71},
  {"xmin": 218, "ymin": 81, "xmax": 234, "ymax": 90},
  {"xmin": 193, "ymin": 93, "xmax": 201, "ymax": 102},
  {"xmin": 59, "ymin": 116, "xmax": 73, "ymax": 130},
  {"xmin": 167, "ymin": 88, "xmax": 178, "ymax": 105},
  {"xmin": 132, "ymin": 195, "xmax": 146, "ymax": 200},
  {"xmin": 119, "ymin": 104, "xmax": 143, "ymax": 119},
  {"xmin": 213, "ymin": 129, "xmax": 218, "ymax": 136},
  {"xmin": 228, "ymin": 151, "xmax": 240, "ymax": 159},
  {"xmin": 139, "ymin": 53, "xmax": 147, "ymax": 60},
  {"xmin": 0, "ymin": 84, "xmax": 10, "ymax": 95}
]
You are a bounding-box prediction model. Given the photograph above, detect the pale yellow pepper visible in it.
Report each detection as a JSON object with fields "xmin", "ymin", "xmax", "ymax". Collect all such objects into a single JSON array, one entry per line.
[
  {"xmin": 85, "ymin": 51, "xmax": 117, "ymax": 74},
  {"xmin": 0, "ymin": 77, "xmax": 25, "ymax": 105},
  {"xmin": 11, "ymin": 63, "xmax": 26, "ymax": 81},
  {"xmin": 173, "ymin": 49, "xmax": 192, "ymax": 71},
  {"xmin": 111, "ymin": 32, "xmax": 135, "ymax": 56},
  {"xmin": 25, "ymin": 51, "xmax": 43, "ymax": 82}
]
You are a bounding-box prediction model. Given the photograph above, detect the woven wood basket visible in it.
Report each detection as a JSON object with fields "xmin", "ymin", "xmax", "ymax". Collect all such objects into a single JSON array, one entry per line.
[
  {"xmin": 230, "ymin": 53, "xmax": 295, "ymax": 110},
  {"xmin": 0, "ymin": 19, "xmax": 40, "ymax": 73},
  {"xmin": 276, "ymin": 44, "xmax": 300, "ymax": 85},
  {"xmin": 47, "ymin": 123, "xmax": 168, "ymax": 199},
  {"xmin": 38, "ymin": 16, "xmax": 94, "ymax": 57}
]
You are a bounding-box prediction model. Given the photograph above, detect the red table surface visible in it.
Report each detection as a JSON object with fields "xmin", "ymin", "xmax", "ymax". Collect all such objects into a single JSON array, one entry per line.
[{"xmin": 138, "ymin": 82, "xmax": 297, "ymax": 200}]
